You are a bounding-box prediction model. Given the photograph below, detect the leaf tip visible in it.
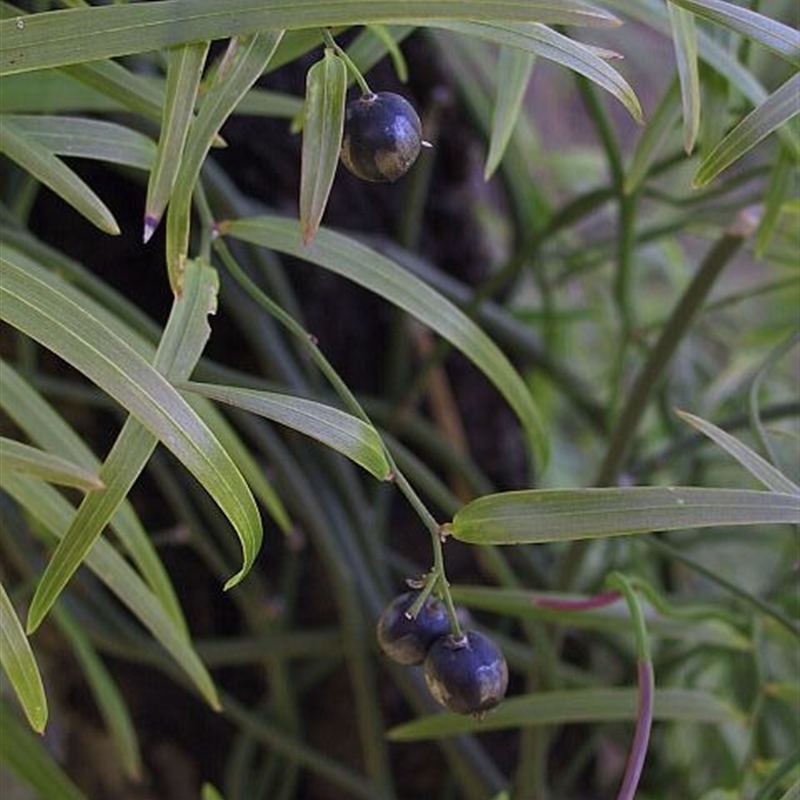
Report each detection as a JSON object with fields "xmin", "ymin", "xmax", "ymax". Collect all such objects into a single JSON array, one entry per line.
[{"xmin": 143, "ymin": 213, "xmax": 160, "ymax": 243}]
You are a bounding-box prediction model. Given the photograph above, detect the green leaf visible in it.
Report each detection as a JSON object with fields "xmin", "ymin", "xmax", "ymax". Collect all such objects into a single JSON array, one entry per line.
[
  {"xmin": 694, "ymin": 72, "xmax": 800, "ymax": 187},
  {"xmin": 0, "ymin": 256, "xmax": 262, "ymax": 597},
  {"xmin": 438, "ymin": 21, "xmax": 643, "ymax": 123},
  {"xmin": 53, "ymin": 607, "xmax": 142, "ymax": 778},
  {"xmin": 0, "ymin": 582, "xmax": 47, "ymax": 733},
  {"xmin": 3, "ymin": 113, "xmax": 155, "ymax": 170},
  {"xmin": 144, "ymin": 41, "xmax": 210, "ymax": 241},
  {"xmin": 756, "ymin": 146, "xmax": 797, "ymax": 257},
  {"xmin": 182, "ymin": 382, "xmax": 392, "ymax": 480},
  {"xmin": 0, "ymin": 700, "xmax": 88, "ymax": 799},
  {"xmin": 0, "ymin": 436, "xmax": 103, "ymax": 490},
  {"xmin": 0, "ymin": 1, "xmax": 619, "ymax": 76},
  {"xmin": 447, "ymin": 486, "xmax": 800, "ymax": 544},
  {"xmin": 166, "ymin": 30, "xmax": 283, "ymax": 291},
  {"xmin": 0, "ymin": 358, "xmax": 189, "ymax": 637},
  {"xmin": 667, "ymin": 0, "xmax": 800, "ymax": 66},
  {"xmin": 484, "ymin": 45, "xmax": 536, "ymax": 179},
  {"xmin": 675, "ymin": 410, "xmax": 800, "ymax": 496},
  {"xmin": 450, "ymin": 585, "xmax": 750, "ymax": 650},
  {"xmin": 2, "ymin": 474, "xmax": 220, "ymax": 708},
  {"xmin": 202, "ymin": 785, "xmax": 227, "ymax": 800},
  {"xmin": 0, "ymin": 70, "xmax": 122, "ymax": 113},
  {"xmin": 233, "ymin": 86, "xmax": 304, "ymax": 119},
  {"xmin": 221, "ymin": 214, "xmax": 549, "ymax": 467},
  {"xmin": 624, "ymin": 78, "xmax": 682, "ymax": 195},
  {"xmin": 299, "ymin": 49, "xmax": 347, "ymax": 244},
  {"xmin": 62, "ymin": 59, "xmax": 166, "ymax": 120},
  {"xmin": 387, "ymin": 687, "xmax": 740, "ymax": 740},
  {"xmin": 0, "ymin": 115, "xmax": 119, "ymax": 234},
  {"xmin": 667, "ymin": 2, "xmax": 700, "ymax": 153}
]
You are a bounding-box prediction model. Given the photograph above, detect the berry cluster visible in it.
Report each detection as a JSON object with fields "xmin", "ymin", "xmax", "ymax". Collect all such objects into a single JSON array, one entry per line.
[{"xmin": 377, "ymin": 591, "xmax": 508, "ymax": 717}]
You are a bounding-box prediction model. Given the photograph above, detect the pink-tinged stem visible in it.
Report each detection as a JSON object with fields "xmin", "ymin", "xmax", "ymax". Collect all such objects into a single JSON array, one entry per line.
[
  {"xmin": 533, "ymin": 590, "xmax": 621, "ymax": 612},
  {"xmin": 616, "ymin": 659, "xmax": 655, "ymax": 800}
]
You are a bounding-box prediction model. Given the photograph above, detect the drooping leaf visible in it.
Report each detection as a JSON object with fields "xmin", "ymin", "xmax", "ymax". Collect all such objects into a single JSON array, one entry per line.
[
  {"xmin": 447, "ymin": 486, "xmax": 800, "ymax": 544},
  {"xmin": 387, "ymin": 687, "xmax": 740, "ymax": 740},
  {"xmin": 0, "ymin": 582, "xmax": 48, "ymax": 733},
  {"xmin": 0, "ymin": 1, "xmax": 619, "ymax": 76},
  {"xmin": 183, "ymin": 382, "xmax": 392, "ymax": 480},
  {"xmin": 220, "ymin": 214, "xmax": 549, "ymax": 467},
  {"xmin": 484, "ymin": 45, "xmax": 536, "ymax": 179},
  {"xmin": 0, "ymin": 256, "xmax": 262, "ymax": 598},
  {"xmin": 144, "ymin": 41, "xmax": 210, "ymax": 241},
  {"xmin": 299, "ymin": 49, "xmax": 347, "ymax": 244},
  {"xmin": 0, "ymin": 115, "xmax": 119, "ymax": 234},
  {"xmin": 694, "ymin": 72, "xmax": 800, "ymax": 187},
  {"xmin": 0, "ymin": 437, "xmax": 103, "ymax": 491},
  {"xmin": 437, "ymin": 21, "xmax": 643, "ymax": 123}
]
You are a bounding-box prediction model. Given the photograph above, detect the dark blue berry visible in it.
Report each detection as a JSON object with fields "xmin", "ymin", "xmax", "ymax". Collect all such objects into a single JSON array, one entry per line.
[
  {"xmin": 376, "ymin": 592, "xmax": 451, "ymax": 665},
  {"xmin": 424, "ymin": 631, "xmax": 508, "ymax": 716},
  {"xmin": 340, "ymin": 92, "xmax": 423, "ymax": 182}
]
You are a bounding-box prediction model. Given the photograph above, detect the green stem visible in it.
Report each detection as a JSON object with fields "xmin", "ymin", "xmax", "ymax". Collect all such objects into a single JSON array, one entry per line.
[
  {"xmin": 215, "ymin": 237, "xmax": 463, "ymax": 638},
  {"xmin": 321, "ymin": 28, "xmax": 371, "ymax": 95}
]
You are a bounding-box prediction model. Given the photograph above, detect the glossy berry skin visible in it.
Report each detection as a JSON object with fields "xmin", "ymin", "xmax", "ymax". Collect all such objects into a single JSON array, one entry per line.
[
  {"xmin": 424, "ymin": 631, "xmax": 508, "ymax": 716},
  {"xmin": 376, "ymin": 592, "xmax": 451, "ymax": 665},
  {"xmin": 340, "ymin": 92, "xmax": 423, "ymax": 182}
]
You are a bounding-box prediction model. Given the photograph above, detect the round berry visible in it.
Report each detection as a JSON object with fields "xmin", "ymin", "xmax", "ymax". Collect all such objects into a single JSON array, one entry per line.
[
  {"xmin": 376, "ymin": 591, "xmax": 451, "ymax": 665},
  {"xmin": 340, "ymin": 92, "xmax": 423, "ymax": 183},
  {"xmin": 424, "ymin": 631, "xmax": 508, "ymax": 716}
]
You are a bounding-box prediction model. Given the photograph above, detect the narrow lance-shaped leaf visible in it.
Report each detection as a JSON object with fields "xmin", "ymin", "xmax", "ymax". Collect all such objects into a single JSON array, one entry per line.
[
  {"xmin": 0, "ymin": 257, "xmax": 262, "ymax": 597},
  {"xmin": 667, "ymin": 0, "xmax": 800, "ymax": 66},
  {"xmin": 484, "ymin": 46, "xmax": 536, "ymax": 179},
  {"xmin": 166, "ymin": 30, "xmax": 283, "ymax": 291},
  {"xmin": 0, "ymin": 358, "xmax": 189, "ymax": 638},
  {"xmin": 667, "ymin": 2, "xmax": 700, "ymax": 153},
  {"xmin": 0, "ymin": 582, "xmax": 48, "ymax": 733},
  {"xmin": 675, "ymin": 409, "xmax": 800, "ymax": 496},
  {"xmin": 694, "ymin": 72, "xmax": 800, "ymax": 187},
  {"xmin": 446, "ymin": 486, "xmax": 800, "ymax": 545},
  {"xmin": 2, "ymin": 114, "xmax": 155, "ymax": 171},
  {"xmin": 0, "ymin": 116, "xmax": 119, "ymax": 234},
  {"xmin": 624, "ymin": 78, "xmax": 682, "ymax": 195},
  {"xmin": 144, "ymin": 41, "xmax": 210, "ymax": 242},
  {"xmin": 182, "ymin": 382, "xmax": 392, "ymax": 480},
  {"xmin": 25, "ymin": 261, "xmax": 233, "ymax": 632},
  {"xmin": 0, "ymin": 437, "xmax": 104, "ymax": 491},
  {"xmin": 0, "ymin": 2, "xmax": 620, "ymax": 76},
  {"xmin": 220, "ymin": 214, "xmax": 549, "ymax": 467},
  {"xmin": 437, "ymin": 21, "xmax": 643, "ymax": 123},
  {"xmin": 387, "ymin": 687, "xmax": 739, "ymax": 741},
  {"xmin": 299, "ymin": 49, "xmax": 347, "ymax": 244}
]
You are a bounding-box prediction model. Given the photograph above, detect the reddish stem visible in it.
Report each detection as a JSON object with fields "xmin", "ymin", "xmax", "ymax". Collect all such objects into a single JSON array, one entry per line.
[
  {"xmin": 533, "ymin": 589, "xmax": 621, "ymax": 612},
  {"xmin": 616, "ymin": 659, "xmax": 655, "ymax": 800}
]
